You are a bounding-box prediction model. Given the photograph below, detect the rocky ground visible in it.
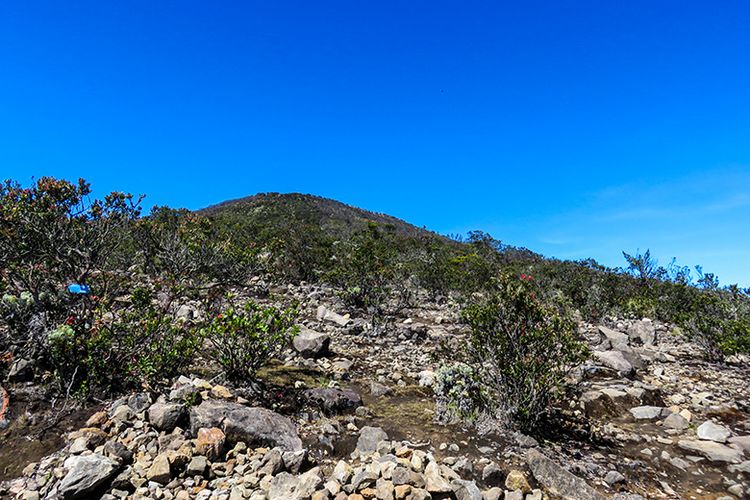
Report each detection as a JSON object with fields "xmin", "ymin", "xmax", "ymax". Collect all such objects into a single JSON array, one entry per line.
[{"xmin": 1, "ymin": 282, "xmax": 749, "ymax": 499}]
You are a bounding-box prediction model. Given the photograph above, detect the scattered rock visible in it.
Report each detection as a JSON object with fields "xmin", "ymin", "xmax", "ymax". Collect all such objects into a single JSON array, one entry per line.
[
  {"xmin": 293, "ymin": 328, "xmax": 331, "ymax": 358},
  {"xmin": 696, "ymin": 420, "xmax": 731, "ymax": 443},
  {"xmin": 58, "ymin": 454, "xmax": 120, "ymax": 499},
  {"xmin": 304, "ymin": 387, "xmax": 362, "ymax": 415},
  {"xmin": 526, "ymin": 449, "xmax": 607, "ymax": 500},
  {"xmin": 356, "ymin": 426, "xmax": 389, "ymax": 454}
]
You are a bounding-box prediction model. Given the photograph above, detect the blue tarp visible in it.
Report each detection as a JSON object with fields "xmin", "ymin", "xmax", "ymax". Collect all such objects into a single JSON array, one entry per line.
[{"xmin": 67, "ymin": 284, "xmax": 90, "ymax": 294}]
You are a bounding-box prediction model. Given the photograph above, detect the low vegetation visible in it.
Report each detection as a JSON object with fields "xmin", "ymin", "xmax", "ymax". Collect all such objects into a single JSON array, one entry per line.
[{"xmin": 1, "ymin": 177, "xmax": 748, "ymax": 426}]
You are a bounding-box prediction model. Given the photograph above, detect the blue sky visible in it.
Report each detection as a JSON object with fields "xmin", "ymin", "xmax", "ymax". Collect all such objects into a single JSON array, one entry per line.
[{"xmin": 1, "ymin": 1, "xmax": 749, "ymax": 285}]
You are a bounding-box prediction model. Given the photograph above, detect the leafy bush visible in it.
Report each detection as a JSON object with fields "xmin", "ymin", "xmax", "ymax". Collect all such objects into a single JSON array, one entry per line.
[
  {"xmin": 327, "ymin": 223, "xmax": 400, "ymax": 318},
  {"xmin": 458, "ymin": 273, "xmax": 589, "ymax": 433},
  {"xmin": 680, "ymin": 289, "xmax": 750, "ymax": 361},
  {"xmin": 202, "ymin": 300, "xmax": 298, "ymax": 382},
  {"xmin": 0, "ymin": 178, "xmax": 142, "ymax": 363},
  {"xmin": 133, "ymin": 206, "xmax": 260, "ymax": 287},
  {"xmin": 51, "ymin": 287, "xmax": 204, "ymax": 394}
]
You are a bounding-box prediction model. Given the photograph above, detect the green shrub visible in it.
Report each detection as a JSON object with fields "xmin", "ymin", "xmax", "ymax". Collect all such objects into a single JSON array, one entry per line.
[
  {"xmin": 680, "ymin": 290, "xmax": 750, "ymax": 361},
  {"xmin": 202, "ymin": 300, "xmax": 298, "ymax": 382},
  {"xmin": 327, "ymin": 223, "xmax": 399, "ymax": 318},
  {"xmin": 52, "ymin": 287, "xmax": 204, "ymax": 394},
  {"xmin": 459, "ymin": 273, "xmax": 589, "ymax": 433}
]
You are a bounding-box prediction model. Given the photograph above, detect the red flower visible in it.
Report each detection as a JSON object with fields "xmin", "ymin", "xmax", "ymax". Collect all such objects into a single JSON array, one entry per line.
[{"xmin": 65, "ymin": 316, "xmax": 75, "ymax": 325}]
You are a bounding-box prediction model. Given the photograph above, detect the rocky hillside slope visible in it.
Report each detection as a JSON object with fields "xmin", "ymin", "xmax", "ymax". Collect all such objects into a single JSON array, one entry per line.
[{"xmin": 2, "ymin": 281, "xmax": 748, "ymax": 500}]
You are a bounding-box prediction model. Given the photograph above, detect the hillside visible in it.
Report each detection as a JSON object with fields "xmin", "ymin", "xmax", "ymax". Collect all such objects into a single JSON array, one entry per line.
[
  {"xmin": 1, "ymin": 178, "xmax": 749, "ymax": 500},
  {"xmin": 200, "ymin": 192, "xmax": 445, "ymax": 241}
]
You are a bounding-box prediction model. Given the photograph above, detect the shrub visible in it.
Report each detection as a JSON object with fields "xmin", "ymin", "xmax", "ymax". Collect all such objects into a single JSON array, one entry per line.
[
  {"xmin": 327, "ymin": 223, "xmax": 399, "ymax": 319},
  {"xmin": 680, "ymin": 290, "xmax": 750, "ymax": 361},
  {"xmin": 433, "ymin": 363, "xmax": 486, "ymax": 423},
  {"xmin": 202, "ymin": 300, "xmax": 298, "ymax": 383},
  {"xmin": 53, "ymin": 287, "xmax": 204, "ymax": 394},
  {"xmin": 133, "ymin": 206, "xmax": 260, "ymax": 287},
  {"xmin": 0, "ymin": 177, "xmax": 142, "ymax": 365},
  {"xmin": 459, "ymin": 273, "xmax": 589, "ymax": 433}
]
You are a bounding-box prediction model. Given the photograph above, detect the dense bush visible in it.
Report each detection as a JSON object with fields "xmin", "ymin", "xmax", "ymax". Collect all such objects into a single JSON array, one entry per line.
[
  {"xmin": 679, "ymin": 288, "xmax": 750, "ymax": 361},
  {"xmin": 0, "ymin": 177, "xmax": 142, "ymax": 365},
  {"xmin": 83, "ymin": 288, "xmax": 204, "ymax": 392},
  {"xmin": 458, "ymin": 273, "xmax": 589, "ymax": 433},
  {"xmin": 201, "ymin": 299, "xmax": 298, "ymax": 382},
  {"xmin": 133, "ymin": 206, "xmax": 260, "ymax": 287},
  {"xmin": 327, "ymin": 223, "xmax": 401, "ymax": 318}
]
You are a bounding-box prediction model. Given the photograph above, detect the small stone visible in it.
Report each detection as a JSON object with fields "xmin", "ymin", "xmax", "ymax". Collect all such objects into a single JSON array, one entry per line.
[
  {"xmin": 186, "ymin": 456, "xmax": 207, "ymax": 476},
  {"xmin": 194, "ymin": 427, "xmax": 225, "ymax": 462},
  {"xmin": 604, "ymin": 470, "xmax": 625, "ymax": 485},
  {"xmin": 696, "ymin": 421, "xmax": 731, "ymax": 443},
  {"xmin": 482, "ymin": 463, "xmax": 503, "ymax": 485},
  {"xmin": 662, "ymin": 413, "xmax": 689, "ymax": 431},
  {"xmin": 504, "ymin": 470, "xmax": 531, "ymax": 494},
  {"xmin": 146, "ymin": 454, "xmax": 172, "ymax": 484},
  {"xmin": 210, "ymin": 385, "xmax": 233, "ymax": 399},
  {"xmin": 357, "ymin": 427, "xmax": 389, "ymax": 454}
]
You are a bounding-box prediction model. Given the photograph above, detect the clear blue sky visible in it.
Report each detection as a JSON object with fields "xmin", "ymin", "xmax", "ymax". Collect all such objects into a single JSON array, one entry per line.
[{"xmin": 1, "ymin": 1, "xmax": 749, "ymax": 285}]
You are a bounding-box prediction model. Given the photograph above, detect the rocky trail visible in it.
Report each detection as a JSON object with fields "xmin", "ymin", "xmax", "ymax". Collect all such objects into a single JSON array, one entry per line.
[{"xmin": 1, "ymin": 283, "xmax": 749, "ymax": 499}]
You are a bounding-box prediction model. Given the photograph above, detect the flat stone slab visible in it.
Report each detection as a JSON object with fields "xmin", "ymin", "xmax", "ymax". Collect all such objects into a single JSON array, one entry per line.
[{"xmin": 678, "ymin": 439, "xmax": 744, "ymax": 463}]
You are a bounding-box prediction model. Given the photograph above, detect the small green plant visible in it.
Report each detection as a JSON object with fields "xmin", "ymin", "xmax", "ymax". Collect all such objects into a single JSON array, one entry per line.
[
  {"xmin": 202, "ymin": 300, "xmax": 299, "ymax": 383},
  {"xmin": 433, "ymin": 363, "xmax": 486, "ymax": 423}
]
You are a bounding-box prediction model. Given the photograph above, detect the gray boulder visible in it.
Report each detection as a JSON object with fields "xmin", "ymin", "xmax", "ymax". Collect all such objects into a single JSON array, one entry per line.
[
  {"xmin": 593, "ymin": 350, "xmax": 634, "ymax": 374},
  {"xmin": 451, "ymin": 479, "xmax": 482, "ymax": 500},
  {"xmin": 304, "ymin": 387, "xmax": 362, "ymax": 415},
  {"xmin": 678, "ymin": 439, "xmax": 744, "ymax": 463},
  {"xmin": 598, "ymin": 326, "xmax": 629, "ymax": 350},
  {"xmin": 58, "ymin": 454, "xmax": 120, "ymax": 499},
  {"xmin": 697, "ymin": 420, "xmax": 731, "ymax": 443},
  {"xmin": 526, "ymin": 449, "xmax": 607, "ymax": 500},
  {"xmin": 629, "ymin": 406, "xmax": 666, "ymax": 421},
  {"xmin": 148, "ymin": 402, "xmax": 187, "ymax": 431},
  {"xmin": 356, "ymin": 426, "xmax": 389, "ymax": 454},
  {"xmin": 190, "ymin": 400, "xmax": 303, "ymax": 450},
  {"xmin": 316, "ymin": 305, "xmax": 350, "ymax": 326},
  {"xmin": 627, "ymin": 320, "xmax": 656, "ymax": 346},
  {"xmin": 292, "ymin": 328, "xmax": 330, "ymax": 358}
]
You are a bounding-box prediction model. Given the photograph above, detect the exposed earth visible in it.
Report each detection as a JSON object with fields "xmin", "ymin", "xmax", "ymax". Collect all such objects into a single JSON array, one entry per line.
[{"xmin": 1, "ymin": 281, "xmax": 749, "ymax": 499}]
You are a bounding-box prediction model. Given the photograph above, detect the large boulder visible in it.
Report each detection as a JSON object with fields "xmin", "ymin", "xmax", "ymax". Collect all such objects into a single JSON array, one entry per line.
[
  {"xmin": 58, "ymin": 454, "xmax": 120, "ymax": 499},
  {"xmin": 190, "ymin": 400, "xmax": 303, "ymax": 451},
  {"xmin": 526, "ymin": 449, "xmax": 607, "ymax": 500},
  {"xmin": 303, "ymin": 387, "xmax": 362, "ymax": 415},
  {"xmin": 598, "ymin": 326, "xmax": 629, "ymax": 350},
  {"xmin": 292, "ymin": 328, "xmax": 331, "ymax": 358},
  {"xmin": 627, "ymin": 320, "xmax": 656, "ymax": 346}
]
